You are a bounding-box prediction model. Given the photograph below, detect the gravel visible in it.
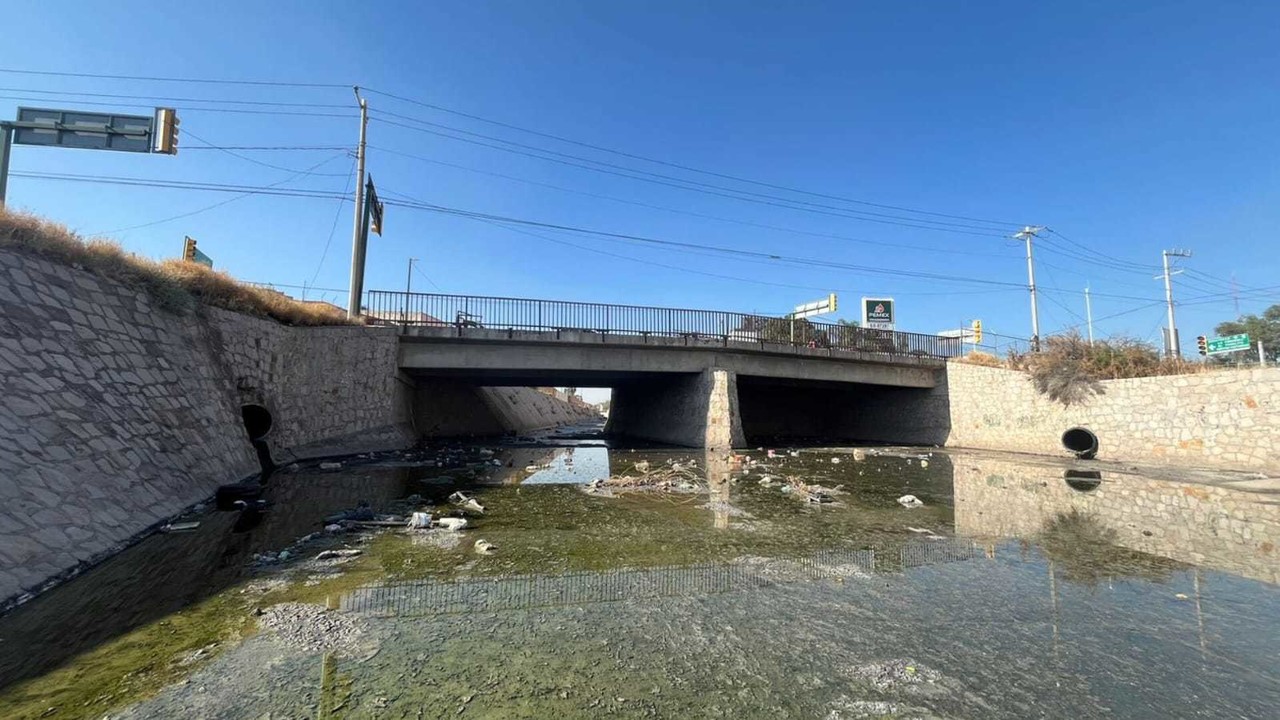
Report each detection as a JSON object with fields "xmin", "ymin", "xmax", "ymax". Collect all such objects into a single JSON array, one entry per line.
[{"xmin": 258, "ymin": 602, "xmax": 373, "ymax": 657}]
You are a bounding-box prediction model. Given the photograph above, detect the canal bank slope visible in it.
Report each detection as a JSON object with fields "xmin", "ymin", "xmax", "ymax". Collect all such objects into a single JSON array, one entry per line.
[{"xmin": 0, "ymin": 243, "xmax": 595, "ymax": 608}]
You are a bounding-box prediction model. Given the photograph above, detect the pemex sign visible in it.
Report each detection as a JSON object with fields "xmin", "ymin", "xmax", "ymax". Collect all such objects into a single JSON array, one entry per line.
[{"xmin": 862, "ymin": 297, "xmax": 895, "ymax": 330}]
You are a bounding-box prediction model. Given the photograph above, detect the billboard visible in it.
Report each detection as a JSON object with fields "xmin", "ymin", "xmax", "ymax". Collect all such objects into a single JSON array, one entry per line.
[{"xmin": 862, "ymin": 297, "xmax": 895, "ymax": 330}]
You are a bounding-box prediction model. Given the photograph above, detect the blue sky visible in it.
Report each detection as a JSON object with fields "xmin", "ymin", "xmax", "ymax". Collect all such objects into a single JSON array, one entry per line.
[{"xmin": 3, "ymin": 0, "xmax": 1278, "ymax": 356}]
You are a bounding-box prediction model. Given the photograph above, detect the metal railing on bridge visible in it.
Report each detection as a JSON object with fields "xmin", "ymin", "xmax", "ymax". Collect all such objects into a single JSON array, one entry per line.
[{"xmin": 365, "ymin": 291, "xmax": 963, "ymax": 360}]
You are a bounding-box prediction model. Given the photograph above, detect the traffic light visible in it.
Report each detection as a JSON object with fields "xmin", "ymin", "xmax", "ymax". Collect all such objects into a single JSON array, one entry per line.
[
  {"xmin": 183, "ymin": 236, "xmax": 197, "ymax": 262},
  {"xmin": 971, "ymin": 319, "xmax": 983, "ymax": 345},
  {"xmin": 154, "ymin": 107, "xmax": 179, "ymax": 155},
  {"xmin": 1196, "ymin": 335, "xmax": 1207, "ymax": 355}
]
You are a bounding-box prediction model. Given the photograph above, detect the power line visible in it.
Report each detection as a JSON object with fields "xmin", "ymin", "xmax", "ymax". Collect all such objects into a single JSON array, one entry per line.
[
  {"xmin": 87, "ymin": 153, "xmax": 349, "ymax": 235},
  {"xmin": 369, "ymin": 114, "xmax": 1013, "ymax": 238},
  {"xmin": 11, "ymin": 171, "xmax": 348, "ymax": 200},
  {"xmin": 0, "ymin": 86, "xmax": 349, "ymax": 108},
  {"xmin": 184, "ymin": 129, "xmax": 351, "ymax": 176},
  {"xmin": 363, "ymin": 86, "xmax": 1027, "ymax": 230},
  {"xmin": 368, "ymin": 144, "xmax": 1015, "ymax": 259},
  {"xmin": 180, "ymin": 145, "xmax": 350, "ymax": 152},
  {"xmin": 0, "ymin": 94, "xmax": 351, "ymax": 118},
  {"xmin": 475, "ymin": 216, "xmax": 1020, "ymax": 298},
  {"xmin": 0, "ymin": 67, "xmax": 348, "ymax": 88},
  {"xmin": 309, "ymin": 155, "xmax": 360, "ymax": 287},
  {"xmin": 379, "ymin": 193, "xmax": 1028, "ymax": 289}
]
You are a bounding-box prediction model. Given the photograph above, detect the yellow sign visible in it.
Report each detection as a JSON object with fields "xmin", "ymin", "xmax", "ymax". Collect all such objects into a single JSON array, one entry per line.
[{"xmin": 971, "ymin": 319, "xmax": 983, "ymax": 344}]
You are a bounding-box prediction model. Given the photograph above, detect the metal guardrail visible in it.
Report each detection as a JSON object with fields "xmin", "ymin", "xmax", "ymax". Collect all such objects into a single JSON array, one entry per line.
[{"xmin": 366, "ymin": 291, "xmax": 963, "ymax": 360}]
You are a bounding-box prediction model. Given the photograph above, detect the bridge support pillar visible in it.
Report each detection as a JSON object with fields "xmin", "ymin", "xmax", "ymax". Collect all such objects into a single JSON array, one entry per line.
[{"xmin": 606, "ymin": 369, "xmax": 745, "ymax": 449}]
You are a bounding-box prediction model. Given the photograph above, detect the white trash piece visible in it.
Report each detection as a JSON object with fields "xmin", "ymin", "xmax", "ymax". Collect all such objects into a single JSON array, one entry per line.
[
  {"xmin": 831, "ymin": 458, "xmax": 841, "ymax": 464},
  {"xmin": 474, "ymin": 539, "xmax": 496, "ymax": 555},
  {"xmin": 406, "ymin": 512, "xmax": 433, "ymax": 530},
  {"xmin": 897, "ymin": 494, "xmax": 924, "ymax": 508},
  {"xmin": 436, "ymin": 517, "xmax": 468, "ymax": 532}
]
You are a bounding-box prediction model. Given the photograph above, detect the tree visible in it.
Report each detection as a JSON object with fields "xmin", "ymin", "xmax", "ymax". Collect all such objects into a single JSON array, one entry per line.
[
  {"xmin": 759, "ymin": 316, "xmax": 827, "ymax": 346},
  {"xmin": 1214, "ymin": 304, "xmax": 1280, "ymax": 364}
]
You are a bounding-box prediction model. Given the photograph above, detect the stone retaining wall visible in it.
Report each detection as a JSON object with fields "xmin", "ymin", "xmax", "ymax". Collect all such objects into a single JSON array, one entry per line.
[
  {"xmin": 0, "ymin": 247, "xmax": 413, "ymax": 606},
  {"xmin": 944, "ymin": 362, "xmax": 1280, "ymax": 472}
]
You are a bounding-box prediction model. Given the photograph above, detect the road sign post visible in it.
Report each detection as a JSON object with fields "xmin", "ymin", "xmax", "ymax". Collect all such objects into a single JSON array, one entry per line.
[{"xmin": 1206, "ymin": 333, "xmax": 1250, "ymax": 355}]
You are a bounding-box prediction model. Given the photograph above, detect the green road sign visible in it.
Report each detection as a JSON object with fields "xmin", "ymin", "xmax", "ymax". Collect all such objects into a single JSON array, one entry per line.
[{"xmin": 1206, "ymin": 333, "xmax": 1250, "ymax": 355}]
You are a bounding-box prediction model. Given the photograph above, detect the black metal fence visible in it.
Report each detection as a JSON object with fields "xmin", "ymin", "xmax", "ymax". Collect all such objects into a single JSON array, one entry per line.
[{"xmin": 365, "ymin": 291, "xmax": 963, "ymax": 359}]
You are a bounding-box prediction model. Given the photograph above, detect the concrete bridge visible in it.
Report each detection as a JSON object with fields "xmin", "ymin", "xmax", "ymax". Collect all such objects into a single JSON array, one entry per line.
[{"xmin": 369, "ymin": 291, "xmax": 960, "ymax": 448}]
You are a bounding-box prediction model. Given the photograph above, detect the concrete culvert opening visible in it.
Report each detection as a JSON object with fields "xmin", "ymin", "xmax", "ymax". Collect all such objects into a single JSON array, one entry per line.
[
  {"xmin": 1062, "ymin": 427, "xmax": 1098, "ymax": 459},
  {"xmin": 241, "ymin": 404, "xmax": 273, "ymax": 441},
  {"xmin": 1064, "ymin": 469, "xmax": 1103, "ymax": 492},
  {"xmin": 241, "ymin": 404, "xmax": 275, "ymax": 478}
]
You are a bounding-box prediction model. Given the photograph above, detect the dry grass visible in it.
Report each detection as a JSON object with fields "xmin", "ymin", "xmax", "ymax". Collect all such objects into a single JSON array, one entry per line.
[
  {"xmin": 955, "ymin": 350, "xmax": 1003, "ymax": 367},
  {"xmin": 0, "ymin": 209, "xmax": 355, "ymax": 326}
]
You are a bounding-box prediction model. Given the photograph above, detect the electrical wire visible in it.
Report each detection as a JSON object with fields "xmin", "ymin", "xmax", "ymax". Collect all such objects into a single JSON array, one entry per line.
[
  {"xmin": 370, "ymin": 115, "xmax": 1014, "ymax": 238},
  {"xmin": 0, "ymin": 67, "xmax": 348, "ymax": 88},
  {"xmin": 0, "ymin": 94, "xmax": 351, "ymax": 117},
  {"xmin": 86, "ymin": 153, "xmax": 349, "ymax": 235},
  {"xmin": 363, "ymin": 87, "xmax": 1029, "ymax": 230},
  {"xmin": 184, "ymin": 128, "xmax": 351, "ymax": 176},
  {"xmin": 0, "ymin": 86, "xmax": 349, "ymax": 108},
  {"xmin": 368, "ymin": 144, "xmax": 1015, "ymax": 260},
  {"xmin": 11, "ymin": 171, "xmax": 348, "ymax": 199},
  {"xmin": 309, "ymin": 155, "xmax": 360, "ymax": 287}
]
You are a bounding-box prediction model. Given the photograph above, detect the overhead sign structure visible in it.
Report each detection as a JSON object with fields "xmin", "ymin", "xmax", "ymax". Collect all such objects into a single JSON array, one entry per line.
[
  {"xmin": 791, "ymin": 293, "xmax": 837, "ymax": 320},
  {"xmin": 862, "ymin": 297, "xmax": 895, "ymax": 330},
  {"xmin": 0, "ymin": 105, "xmax": 179, "ymax": 205},
  {"xmin": 1206, "ymin": 333, "xmax": 1250, "ymax": 355},
  {"xmin": 12, "ymin": 107, "xmax": 157, "ymax": 153}
]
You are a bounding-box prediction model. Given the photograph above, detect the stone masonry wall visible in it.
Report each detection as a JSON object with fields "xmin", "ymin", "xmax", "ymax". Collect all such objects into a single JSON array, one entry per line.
[
  {"xmin": 412, "ymin": 380, "xmax": 600, "ymax": 438},
  {"xmin": 944, "ymin": 362, "xmax": 1280, "ymax": 472},
  {"xmin": 0, "ymin": 248, "xmax": 412, "ymax": 606}
]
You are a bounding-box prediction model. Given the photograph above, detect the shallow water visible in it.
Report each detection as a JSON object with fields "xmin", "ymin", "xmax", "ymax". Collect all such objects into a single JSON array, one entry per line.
[{"xmin": 2, "ymin": 440, "xmax": 1278, "ymax": 719}]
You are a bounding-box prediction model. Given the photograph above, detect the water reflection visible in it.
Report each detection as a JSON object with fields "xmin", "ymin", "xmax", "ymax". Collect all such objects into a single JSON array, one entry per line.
[
  {"xmin": 4, "ymin": 442, "xmax": 1280, "ymax": 719},
  {"xmin": 953, "ymin": 455, "xmax": 1280, "ymax": 584}
]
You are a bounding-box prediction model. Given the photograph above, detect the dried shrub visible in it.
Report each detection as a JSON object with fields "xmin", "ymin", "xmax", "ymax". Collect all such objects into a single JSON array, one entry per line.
[
  {"xmin": 0, "ymin": 209, "xmax": 355, "ymax": 326},
  {"xmin": 1007, "ymin": 333, "xmax": 1207, "ymax": 406}
]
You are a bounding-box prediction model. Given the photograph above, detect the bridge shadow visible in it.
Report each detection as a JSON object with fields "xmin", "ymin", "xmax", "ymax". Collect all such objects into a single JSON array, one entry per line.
[{"xmin": 737, "ymin": 374, "xmax": 952, "ymax": 447}]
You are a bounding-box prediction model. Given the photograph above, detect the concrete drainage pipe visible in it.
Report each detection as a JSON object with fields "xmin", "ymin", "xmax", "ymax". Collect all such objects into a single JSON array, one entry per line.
[{"xmin": 1062, "ymin": 427, "xmax": 1098, "ymax": 459}]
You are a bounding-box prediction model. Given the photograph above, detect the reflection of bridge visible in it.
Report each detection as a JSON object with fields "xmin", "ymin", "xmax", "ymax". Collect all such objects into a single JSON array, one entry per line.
[
  {"xmin": 341, "ymin": 541, "xmax": 983, "ymax": 617},
  {"xmin": 370, "ymin": 292, "xmax": 958, "ymax": 448}
]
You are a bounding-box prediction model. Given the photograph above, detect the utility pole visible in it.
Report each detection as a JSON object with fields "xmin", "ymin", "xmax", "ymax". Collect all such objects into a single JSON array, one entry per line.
[
  {"xmin": 404, "ymin": 257, "xmax": 417, "ymax": 323},
  {"xmin": 346, "ymin": 87, "xmax": 369, "ymax": 319},
  {"xmin": 1159, "ymin": 249, "xmax": 1192, "ymax": 359},
  {"xmin": 1084, "ymin": 285, "xmax": 1094, "ymax": 346},
  {"xmin": 1014, "ymin": 226, "xmax": 1044, "ymax": 351}
]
